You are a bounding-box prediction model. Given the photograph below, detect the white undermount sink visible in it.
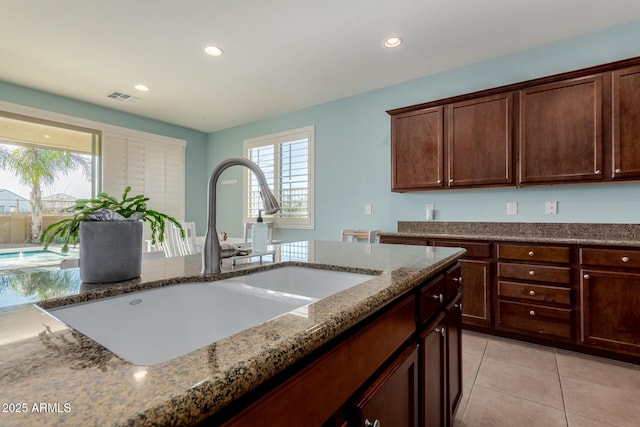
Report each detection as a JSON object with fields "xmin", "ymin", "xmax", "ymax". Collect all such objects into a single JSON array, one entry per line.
[{"xmin": 42, "ymin": 266, "xmax": 375, "ymax": 365}]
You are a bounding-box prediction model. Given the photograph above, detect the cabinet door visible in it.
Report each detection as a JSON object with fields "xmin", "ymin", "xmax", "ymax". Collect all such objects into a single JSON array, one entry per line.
[
  {"xmin": 392, "ymin": 107, "xmax": 444, "ymax": 191},
  {"xmin": 447, "ymin": 93, "xmax": 513, "ymax": 187},
  {"xmin": 519, "ymin": 75, "xmax": 604, "ymax": 184},
  {"xmin": 612, "ymin": 65, "xmax": 640, "ymax": 179},
  {"xmin": 460, "ymin": 259, "xmax": 492, "ymax": 326},
  {"xmin": 580, "ymin": 269, "xmax": 640, "ymax": 353},
  {"xmin": 355, "ymin": 343, "xmax": 419, "ymax": 427},
  {"xmin": 446, "ymin": 295, "xmax": 463, "ymax": 425},
  {"xmin": 420, "ymin": 313, "xmax": 447, "ymax": 427}
]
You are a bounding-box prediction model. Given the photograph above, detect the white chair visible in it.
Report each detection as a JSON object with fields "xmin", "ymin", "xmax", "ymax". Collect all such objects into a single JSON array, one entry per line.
[
  {"xmin": 341, "ymin": 229, "xmax": 380, "ymax": 243},
  {"xmin": 243, "ymin": 221, "xmax": 275, "ymax": 243},
  {"xmin": 161, "ymin": 221, "xmax": 201, "ymax": 257}
]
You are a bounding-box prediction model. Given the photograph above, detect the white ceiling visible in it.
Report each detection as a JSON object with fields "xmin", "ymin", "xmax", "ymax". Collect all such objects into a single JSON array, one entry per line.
[{"xmin": 2, "ymin": 1, "xmax": 640, "ymax": 133}]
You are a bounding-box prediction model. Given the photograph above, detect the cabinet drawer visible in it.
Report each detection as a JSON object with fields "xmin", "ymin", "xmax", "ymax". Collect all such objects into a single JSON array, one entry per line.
[
  {"xmin": 432, "ymin": 240, "xmax": 491, "ymax": 258},
  {"xmin": 498, "ymin": 244, "xmax": 570, "ymax": 263},
  {"xmin": 418, "ymin": 276, "xmax": 445, "ymax": 326},
  {"xmin": 498, "ymin": 262, "xmax": 571, "ymax": 284},
  {"xmin": 498, "ymin": 300, "xmax": 572, "ymax": 338},
  {"xmin": 497, "ymin": 281, "xmax": 571, "ymax": 305},
  {"xmin": 580, "ymin": 247, "xmax": 640, "ymax": 268}
]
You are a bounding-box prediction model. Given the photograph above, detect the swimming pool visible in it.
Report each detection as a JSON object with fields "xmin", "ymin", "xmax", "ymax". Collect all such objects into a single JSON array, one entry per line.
[
  {"xmin": 0, "ymin": 250, "xmax": 69, "ymax": 260},
  {"xmin": 0, "ymin": 248, "xmax": 76, "ymax": 273}
]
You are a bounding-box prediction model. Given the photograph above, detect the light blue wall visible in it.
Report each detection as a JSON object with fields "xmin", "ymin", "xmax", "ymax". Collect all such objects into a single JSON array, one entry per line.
[
  {"xmin": 0, "ymin": 82, "xmax": 209, "ymax": 230},
  {"xmin": 209, "ymin": 20, "xmax": 640, "ymax": 241}
]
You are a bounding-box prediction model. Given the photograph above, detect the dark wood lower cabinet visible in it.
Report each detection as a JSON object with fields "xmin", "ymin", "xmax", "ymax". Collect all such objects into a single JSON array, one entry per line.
[
  {"xmin": 445, "ymin": 295, "xmax": 463, "ymax": 424},
  {"xmin": 380, "ymin": 234, "xmax": 640, "ymax": 363},
  {"xmin": 459, "ymin": 260, "xmax": 491, "ymax": 326},
  {"xmin": 580, "ymin": 269, "xmax": 640, "ymax": 354},
  {"xmin": 354, "ymin": 344, "xmax": 419, "ymax": 427},
  {"xmin": 420, "ymin": 313, "xmax": 447, "ymax": 427}
]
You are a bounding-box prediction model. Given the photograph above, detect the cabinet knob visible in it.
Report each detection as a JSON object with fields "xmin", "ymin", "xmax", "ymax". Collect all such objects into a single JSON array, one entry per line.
[
  {"xmin": 365, "ymin": 419, "xmax": 381, "ymax": 427},
  {"xmin": 455, "ymin": 302, "xmax": 463, "ymax": 311},
  {"xmin": 449, "ymin": 178, "xmax": 453, "ymax": 183},
  {"xmin": 529, "ymin": 290, "xmax": 536, "ymax": 296},
  {"xmin": 595, "ymin": 169, "xmax": 602, "ymax": 175},
  {"xmin": 529, "ymin": 270, "xmax": 535, "ymax": 276},
  {"xmin": 615, "ymin": 168, "xmax": 623, "ymax": 174},
  {"xmin": 452, "ymin": 277, "xmax": 463, "ymax": 283},
  {"xmin": 529, "ymin": 310, "xmax": 536, "ymax": 316},
  {"xmin": 583, "ymin": 274, "xmax": 590, "ymax": 280},
  {"xmin": 432, "ymin": 294, "xmax": 443, "ymax": 302},
  {"xmin": 528, "ymin": 251, "xmax": 535, "ymax": 257},
  {"xmin": 435, "ymin": 327, "xmax": 446, "ymax": 337},
  {"xmin": 622, "ymin": 256, "xmax": 630, "ymax": 263},
  {"xmin": 437, "ymin": 179, "xmax": 442, "ymax": 183}
]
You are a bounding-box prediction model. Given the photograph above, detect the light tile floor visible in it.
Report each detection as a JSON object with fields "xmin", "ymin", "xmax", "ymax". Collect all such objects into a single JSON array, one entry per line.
[{"xmin": 455, "ymin": 330, "xmax": 640, "ymax": 427}]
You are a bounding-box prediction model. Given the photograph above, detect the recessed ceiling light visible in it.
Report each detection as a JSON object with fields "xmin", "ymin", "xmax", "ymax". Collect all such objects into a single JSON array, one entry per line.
[
  {"xmin": 383, "ymin": 36, "xmax": 403, "ymax": 48},
  {"xmin": 134, "ymin": 84, "xmax": 150, "ymax": 92},
  {"xmin": 205, "ymin": 45, "xmax": 224, "ymax": 57}
]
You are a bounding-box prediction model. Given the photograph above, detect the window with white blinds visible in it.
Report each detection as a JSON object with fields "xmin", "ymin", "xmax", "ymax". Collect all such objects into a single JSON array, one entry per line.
[
  {"xmin": 102, "ymin": 131, "xmax": 186, "ymax": 240},
  {"xmin": 244, "ymin": 125, "xmax": 315, "ymax": 229}
]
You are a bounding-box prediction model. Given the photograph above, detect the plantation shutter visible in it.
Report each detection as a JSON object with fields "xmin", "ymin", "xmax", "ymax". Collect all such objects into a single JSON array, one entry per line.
[
  {"xmin": 102, "ymin": 131, "xmax": 185, "ymax": 229},
  {"xmin": 279, "ymin": 139, "xmax": 310, "ymax": 220}
]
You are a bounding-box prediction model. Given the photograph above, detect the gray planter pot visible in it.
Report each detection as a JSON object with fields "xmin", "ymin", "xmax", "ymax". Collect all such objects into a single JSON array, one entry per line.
[{"xmin": 79, "ymin": 220, "xmax": 143, "ymax": 283}]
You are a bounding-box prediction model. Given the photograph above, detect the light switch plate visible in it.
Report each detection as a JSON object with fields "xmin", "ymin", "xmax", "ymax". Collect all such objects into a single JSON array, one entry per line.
[
  {"xmin": 364, "ymin": 204, "xmax": 372, "ymax": 215},
  {"xmin": 507, "ymin": 202, "xmax": 518, "ymax": 215},
  {"xmin": 545, "ymin": 201, "xmax": 558, "ymax": 215}
]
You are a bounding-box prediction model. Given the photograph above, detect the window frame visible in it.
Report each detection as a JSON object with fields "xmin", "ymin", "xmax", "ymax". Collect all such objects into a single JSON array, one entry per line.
[{"xmin": 243, "ymin": 125, "xmax": 315, "ymax": 229}]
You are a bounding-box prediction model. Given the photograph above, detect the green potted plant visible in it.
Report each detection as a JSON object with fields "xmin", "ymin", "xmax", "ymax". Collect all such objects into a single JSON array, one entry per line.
[{"xmin": 41, "ymin": 186, "xmax": 184, "ymax": 283}]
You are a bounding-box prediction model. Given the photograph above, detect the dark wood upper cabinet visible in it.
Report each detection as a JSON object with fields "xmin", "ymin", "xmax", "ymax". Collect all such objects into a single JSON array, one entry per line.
[
  {"xmin": 612, "ymin": 65, "xmax": 640, "ymax": 179},
  {"xmin": 518, "ymin": 75, "xmax": 604, "ymax": 184},
  {"xmin": 392, "ymin": 107, "xmax": 444, "ymax": 191},
  {"xmin": 389, "ymin": 56, "xmax": 640, "ymax": 192},
  {"xmin": 447, "ymin": 93, "xmax": 513, "ymax": 187}
]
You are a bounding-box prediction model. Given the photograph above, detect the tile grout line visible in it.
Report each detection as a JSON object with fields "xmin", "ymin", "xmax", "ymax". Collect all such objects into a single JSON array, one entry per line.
[
  {"xmin": 554, "ymin": 348, "xmax": 570, "ymax": 427},
  {"xmin": 458, "ymin": 335, "xmax": 490, "ymax": 423}
]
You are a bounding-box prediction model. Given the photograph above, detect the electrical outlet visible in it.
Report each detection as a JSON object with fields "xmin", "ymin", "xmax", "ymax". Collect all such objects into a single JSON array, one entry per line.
[
  {"xmin": 507, "ymin": 202, "xmax": 518, "ymax": 215},
  {"xmin": 545, "ymin": 201, "xmax": 558, "ymax": 215},
  {"xmin": 426, "ymin": 203, "xmax": 435, "ymax": 220},
  {"xmin": 364, "ymin": 204, "xmax": 372, "ymax": 215}
]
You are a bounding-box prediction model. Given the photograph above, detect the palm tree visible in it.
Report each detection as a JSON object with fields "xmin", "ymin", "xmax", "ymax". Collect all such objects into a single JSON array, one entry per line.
[{"xmin": 0, "ymin": 143, "xmax": 91, "ymax": 243}]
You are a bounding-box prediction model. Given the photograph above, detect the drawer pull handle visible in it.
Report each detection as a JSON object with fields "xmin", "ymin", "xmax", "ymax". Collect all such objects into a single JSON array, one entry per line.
[
  {"xmin": 584, "ymin": 274, "xmax": 590, "ymax": 280},
  {"xmin": 529, "ymin": 290, "xmax": 536, "ymax": 296},
  {"xmin": 529, "ymin": 310, "xmax": 536, "ymax": 316},
  {"xmin": 529, "ymin": 270, "xmax": 535, "ymax": 276},
  {"xmin": 622, "ymin": 256, "xmax": 630, "ymax": 263},
  {"xmin": 365, "ymin": 419, "xmax": 381, "ymax": 427},
  {"xmin": 528, "ymin": 251, "xmax": 535, "ymax": 257},
  {"xmin": 435, "ymin": 327, "xmax": 446, "ymax": 337},
  {"xmin": 615, "ymin": 168, "xmax": 623, "ymax": 174},
  {"xmin": 432, "ymin": 294, "xmax": 443, "ymax": 302},
  {"xmin": 595, "ymin": 169, "xmax": 602, "ymax": 175}
]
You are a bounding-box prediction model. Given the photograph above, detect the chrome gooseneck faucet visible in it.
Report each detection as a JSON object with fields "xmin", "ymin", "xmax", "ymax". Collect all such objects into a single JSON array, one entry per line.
[{"xmin": 202, "ymin": 158, "xmax": 280, "ymax": 274}]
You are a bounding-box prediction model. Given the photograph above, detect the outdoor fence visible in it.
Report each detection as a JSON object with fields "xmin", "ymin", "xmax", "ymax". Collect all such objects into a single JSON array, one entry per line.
[{"xmin": 0, "ymin": 213, "xmax": 71, "ymax": 244}]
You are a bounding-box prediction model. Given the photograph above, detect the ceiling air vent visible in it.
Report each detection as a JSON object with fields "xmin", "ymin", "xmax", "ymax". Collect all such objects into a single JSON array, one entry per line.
[{"xmin": 105, "ymin": 91, "xmax": 139, "ymax": 102}]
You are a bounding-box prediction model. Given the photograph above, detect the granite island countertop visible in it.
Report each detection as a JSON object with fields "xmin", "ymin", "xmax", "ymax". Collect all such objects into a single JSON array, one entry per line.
[
  {"xmin": 381, "ymin": 221, "xmax": 640, "ymax": 247},
  {"xmin": 0, "ymin": 240, "xmax": 464, "ymax": 427}
]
